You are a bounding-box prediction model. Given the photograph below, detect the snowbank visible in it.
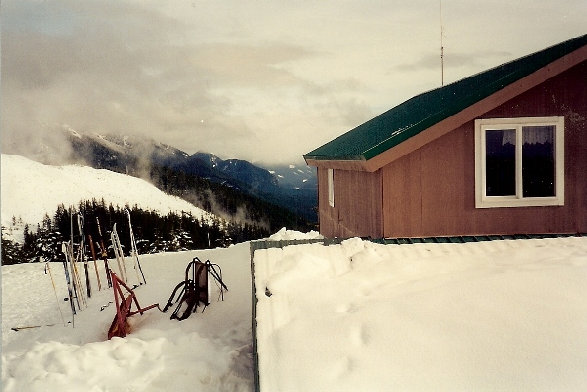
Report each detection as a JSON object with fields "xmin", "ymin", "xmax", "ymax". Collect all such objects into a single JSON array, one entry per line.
[
  {"xmin": 0, "ymin": 154, "xmax": 214, "ymax": 228},
  {"xmin": 267, "ymin": 227, "xmax": 323, "ymax": 241},
  {"xmin": 254, "ymin": 236, "xmax": 587, "ymax": 391}
]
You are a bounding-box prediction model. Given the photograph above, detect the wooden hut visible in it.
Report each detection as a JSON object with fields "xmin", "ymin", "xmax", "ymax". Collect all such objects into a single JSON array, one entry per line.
[{"xmin": 304, "ymin": 35, "xmax": 587, "ymax": 238}]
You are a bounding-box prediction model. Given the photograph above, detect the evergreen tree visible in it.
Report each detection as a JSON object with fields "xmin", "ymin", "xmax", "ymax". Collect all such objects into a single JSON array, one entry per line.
[
  {"xmin": 1, "ymin": 226, "xmax": 23, "ymax": 265},
  {"xmin": 33, "ymin": 223, "xmax": 62, "ymax": 263}
]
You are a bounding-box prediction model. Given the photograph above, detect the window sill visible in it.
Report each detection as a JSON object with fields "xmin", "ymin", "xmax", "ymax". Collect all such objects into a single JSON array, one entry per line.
[{"xmin": 475, "ymin": 196, "xmax": 564, "ymax": 208}]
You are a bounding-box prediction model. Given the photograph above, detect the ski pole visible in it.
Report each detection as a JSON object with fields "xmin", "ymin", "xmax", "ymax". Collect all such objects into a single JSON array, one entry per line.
[{"xmin": 45, "ymin": 262, "xmax": 66, "ymax": 327}]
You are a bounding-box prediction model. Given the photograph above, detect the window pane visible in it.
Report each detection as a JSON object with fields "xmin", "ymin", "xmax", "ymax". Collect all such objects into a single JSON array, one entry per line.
[
  {"xmin": 485, "ymin": 129, "xmax": 516, "ymax": 196},
  {"xmin": 522, "ymin": 126, "xmax": 555, "ymax": 197},
  {"xmin": 328, "ymin": 169, "xmax": 335, "ymax": 207}
]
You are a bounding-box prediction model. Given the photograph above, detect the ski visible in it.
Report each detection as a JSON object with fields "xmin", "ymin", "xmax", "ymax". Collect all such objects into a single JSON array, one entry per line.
[
  {"xmin": 61, "ymin": 242, "xmax": 77, "ymax": 321},
  {"xmin": 70, "ymin": 242, "xmax": 87, "ymax": 308},
  {"xmin": 11, "ymin": 324, "xmax": 57, "ymax": 331},
  {"xmin": 96, "ymin": 217, "xmax": 113, "ymax": 288},
  {"xmin": 111, "ymin": 223, "xmax": 128, "ymax": 283},
  {"xmin": 66, "ymin": 241, "xmax": 80, "ymax": 309},
  {"xmin": 67, "ymin": 208, "xmax": 85, "ymax": 309},
  {"xmin": 126, "ymin": 209, "xmax": 146, "ymax": 285},
  {"xmin": 77, "ymin": 213, "xmax": 92, "ymax": 298}
]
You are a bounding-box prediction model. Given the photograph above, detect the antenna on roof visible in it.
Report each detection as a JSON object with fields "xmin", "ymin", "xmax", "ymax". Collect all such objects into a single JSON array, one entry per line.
[{"xmin": 440, "ymin": 0, "xmax": 444, "ymax": 86}]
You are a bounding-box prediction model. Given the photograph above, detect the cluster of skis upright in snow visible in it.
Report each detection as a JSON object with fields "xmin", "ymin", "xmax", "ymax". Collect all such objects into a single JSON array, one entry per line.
[{"xmin": 55, "ymin": 208, "xmax": 146, "ymax": 326}]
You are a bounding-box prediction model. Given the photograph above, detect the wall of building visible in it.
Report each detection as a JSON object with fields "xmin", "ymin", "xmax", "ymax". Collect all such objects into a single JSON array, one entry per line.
[
  {"xmin": 317, "ymin": 167, "xmax": 383, "ymax": 238},
  {"xmin": 381, "ymin": 60, "xmax": 586, "ymax": 237}
]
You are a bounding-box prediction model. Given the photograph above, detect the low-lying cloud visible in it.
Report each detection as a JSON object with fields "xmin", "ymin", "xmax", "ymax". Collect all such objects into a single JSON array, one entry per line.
[{"xmin": 2, "ymin": 0, "xmax": 584, "ymax": 164}]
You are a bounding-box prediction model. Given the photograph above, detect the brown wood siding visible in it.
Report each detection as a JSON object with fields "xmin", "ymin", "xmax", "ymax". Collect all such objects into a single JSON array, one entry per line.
[
  {"xmin": 381, "ymin": 60, "xmax": 586, "ymax": 237},
  {"xmin": 382, "ymin": 152, "xmax": 423, "ymax": 236},
  {"xmin": 318, "ymin": 167, "xmax": 383, "ymax": 238}
]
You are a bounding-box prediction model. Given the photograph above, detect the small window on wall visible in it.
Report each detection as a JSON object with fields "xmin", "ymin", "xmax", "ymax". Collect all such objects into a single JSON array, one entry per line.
[
  {"xmin": 475, "ymin": 116, "xmax": 564, "ymax": 208},
  {"xmin": 328, "ymin": 168, "xmax": 335, "ymax": 207}
]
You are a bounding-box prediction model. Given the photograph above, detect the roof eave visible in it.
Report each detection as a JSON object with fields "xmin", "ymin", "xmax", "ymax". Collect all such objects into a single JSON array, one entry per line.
[{"xmin": 304, "ymin": 156, "xmax": 371, "ymax": 171}]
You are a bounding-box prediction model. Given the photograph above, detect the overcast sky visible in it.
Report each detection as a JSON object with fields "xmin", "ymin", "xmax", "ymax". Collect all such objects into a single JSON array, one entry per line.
[{"xmin": 1, "ymin": 1, "xmax": 585, "ymax": 165}]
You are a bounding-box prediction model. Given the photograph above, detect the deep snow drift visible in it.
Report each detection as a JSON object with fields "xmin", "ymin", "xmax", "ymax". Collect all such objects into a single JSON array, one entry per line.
[
  {"xmin": 3, "ymin": 232, "xmax": 587, "ymax": 391},
  {"xmin": 2, "ymin": 242, "xmax": 254, "ymax": 392},
  {"xmin": 254, "ymin": 236, "xmax": 587, "ymax": 391}
]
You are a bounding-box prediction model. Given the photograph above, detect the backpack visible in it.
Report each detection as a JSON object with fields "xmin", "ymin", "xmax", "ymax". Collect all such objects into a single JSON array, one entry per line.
[{"xmin": 162, "ymin": 257, "xmax": 228, "ymax": 320}]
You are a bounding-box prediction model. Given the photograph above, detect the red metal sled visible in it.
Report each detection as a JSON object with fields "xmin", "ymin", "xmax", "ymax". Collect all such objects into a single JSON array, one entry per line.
[{"xmin": 107, "ymin": 272, "xmax": 160, "ymax": 340}]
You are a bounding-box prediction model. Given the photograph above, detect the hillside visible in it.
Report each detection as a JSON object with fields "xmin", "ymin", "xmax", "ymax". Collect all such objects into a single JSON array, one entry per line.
[
  {"xmin": 1, "ymin": 154, "xmax": 274, "ymax": 264},
  {"xmin": 0, "ymin": 154, "xmax": 214, "ymax": 229}
]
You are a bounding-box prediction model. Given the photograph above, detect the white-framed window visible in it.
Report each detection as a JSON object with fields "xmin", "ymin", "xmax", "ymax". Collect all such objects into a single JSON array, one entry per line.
[
  {"xmin": 474, "ymin": 116, "xmax": 564, "ymax": 208},
  {"xmin": 328, "ymin": 168, "xmax": 335, "ymax": 207}
]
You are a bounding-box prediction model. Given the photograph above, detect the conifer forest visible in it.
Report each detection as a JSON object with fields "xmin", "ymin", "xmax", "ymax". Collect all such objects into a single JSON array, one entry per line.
[{"xmin": 1, "ymin": 199, "xmax": 268, "ymax": 265}]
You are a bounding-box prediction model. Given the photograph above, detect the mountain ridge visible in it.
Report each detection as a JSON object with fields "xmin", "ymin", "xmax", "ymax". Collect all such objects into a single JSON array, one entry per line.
[
  {"xmin": 62, "ymin": 128, "xmax": 317, "ymax": 223},
  {"xmin": 6, "ymin": 127, "xmax": 317, "ymax": 230}
]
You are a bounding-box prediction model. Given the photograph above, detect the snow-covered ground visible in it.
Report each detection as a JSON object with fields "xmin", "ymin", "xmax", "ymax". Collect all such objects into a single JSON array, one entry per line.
[
  {"xmin": 1, "ymin": 154, "xmax": 214, "ymax": 230},
  {"xmin": 2, "ymin": 155, "xmax": 586, "ymax": 391},
  {"xmin": 3, "ymin": 233, "xmax": 586, "ymax": 391},
  {"xmin": 254, "ymin": 236, "xmax": 587, "ymax": 391},
  {"xmin": 2, "ymin": 242, "xmax": 254, "ymax": 392}
]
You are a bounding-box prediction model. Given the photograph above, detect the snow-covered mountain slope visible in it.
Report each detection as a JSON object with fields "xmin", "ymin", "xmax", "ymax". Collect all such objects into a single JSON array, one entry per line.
[
  {"xmin": 263, "ymin": 163, "xmax": 316, "ymax": 190},
  {"xmin": 1, "ymin": 154, "xmax": 215, "ymax": 228}
]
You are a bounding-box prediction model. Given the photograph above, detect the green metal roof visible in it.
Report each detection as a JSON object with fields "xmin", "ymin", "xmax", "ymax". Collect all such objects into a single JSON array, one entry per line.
[{"xmin": 304, "ymin": 34, "xmax": 587, "ymax": 162}]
